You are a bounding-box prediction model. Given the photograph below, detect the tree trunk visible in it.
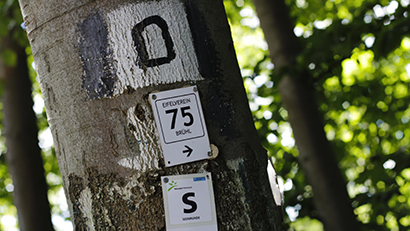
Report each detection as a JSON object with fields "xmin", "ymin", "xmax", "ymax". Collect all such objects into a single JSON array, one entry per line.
[
  {"xmin": 252, "ymin": 0, "xmax": 361, "ymax": 230},
  {"xmin": 0, "ymin": 32, "xmax": 54, "ymax": 230},
  {"xmin": 18, "ymin": 0, "xmax": 282, "ymax": 230}
]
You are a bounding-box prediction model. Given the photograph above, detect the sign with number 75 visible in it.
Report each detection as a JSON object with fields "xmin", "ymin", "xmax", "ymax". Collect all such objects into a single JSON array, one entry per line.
[
  {"xmin": 150, "ymin": 86, "xmax": 211, "ymax": 167},
  {"xmin": 165, "ymin": 106, "xmax": 194, "ymax": 130}
]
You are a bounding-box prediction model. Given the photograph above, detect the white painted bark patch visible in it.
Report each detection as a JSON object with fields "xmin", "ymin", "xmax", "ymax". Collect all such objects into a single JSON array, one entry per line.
[
  {"xmin": 105, "ymin": 0, "xmax": 203, "ymax": 96},
  {"xmin": 117, "ymin": 105, "xmax": 162, "ymax": 171},
  {"xmin": 78, "ymin": 187, "xmax": 95, "ymax": 228}
]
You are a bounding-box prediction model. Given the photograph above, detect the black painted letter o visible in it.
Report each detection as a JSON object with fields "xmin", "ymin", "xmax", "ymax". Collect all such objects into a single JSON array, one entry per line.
[{"xmin": 131, "ymin": 15, "xmax": 176, "ymax": 68}]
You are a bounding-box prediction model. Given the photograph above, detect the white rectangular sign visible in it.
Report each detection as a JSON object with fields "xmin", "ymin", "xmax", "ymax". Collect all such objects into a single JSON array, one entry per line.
[
  {"xmin": 150, "ymin": 86, "xmax": 211, "ymax": 167},
  {"xmin": 161, "ymin": 173, "xmax": 218, "ymax": 231}
]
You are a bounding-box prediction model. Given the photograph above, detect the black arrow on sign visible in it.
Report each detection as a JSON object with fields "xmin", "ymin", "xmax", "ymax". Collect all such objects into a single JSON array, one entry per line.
[{"xmin": 183, "ymin": 145, "xmax": 193, "ymax": 157}]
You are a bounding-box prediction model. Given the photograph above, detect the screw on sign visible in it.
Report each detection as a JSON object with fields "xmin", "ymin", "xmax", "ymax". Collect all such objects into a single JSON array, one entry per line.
[
  {"xmin": 150, "ymin": 86, "xmax": 211, "ymax": 167},
  {"xmin": 161, "ymin": 173, "xmax": 217, "ymax": 231}
]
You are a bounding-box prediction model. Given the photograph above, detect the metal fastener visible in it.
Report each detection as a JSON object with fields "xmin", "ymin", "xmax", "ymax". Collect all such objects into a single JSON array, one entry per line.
[
  {"xmin": 152, "ymin": 94, "xmax": 157, "ymax": 100},
  {"xmin": 207, "ymin": 144, "xmax": 219, "ymax": 160}
]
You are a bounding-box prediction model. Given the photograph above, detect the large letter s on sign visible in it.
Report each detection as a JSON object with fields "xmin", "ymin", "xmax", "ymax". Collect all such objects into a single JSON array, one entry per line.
[{"xmin": 182, "ymin": 192, "xmax": 197, "ymax": 213}]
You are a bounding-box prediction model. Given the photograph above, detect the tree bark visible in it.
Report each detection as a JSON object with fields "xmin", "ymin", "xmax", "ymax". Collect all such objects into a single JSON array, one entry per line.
[
  {"xmin": 0, "ymin": 32, "xmax": 54, "ymax": 230},
  {"xmin": 252, "ymin": 0, "xmax": 361, "ymax": 230},
  {"xmin": 19, "ymin": 0, "xmax": 282, "ymax": 230}
]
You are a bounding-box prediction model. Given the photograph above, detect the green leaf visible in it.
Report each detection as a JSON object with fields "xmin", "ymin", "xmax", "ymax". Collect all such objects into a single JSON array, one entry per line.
[{"xmin": 1, "ymin": 48, "xmax": 17, "ymax": 67}]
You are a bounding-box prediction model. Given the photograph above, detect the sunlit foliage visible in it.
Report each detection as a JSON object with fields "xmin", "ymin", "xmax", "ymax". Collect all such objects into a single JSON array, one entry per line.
[
  {"xmin": 225, "ymin": 0, "xmax": 410, "ymax": 230},
  {"xmin": 1, "ymin": 0, "xmax": 410, "ymax": 230},
  {"xmin": 0, "ymin": 1, "xmax": 23, "ymax": 230},
  {"xmin": 0, "ymin": 1, "xmax": 70, "ymax": 230}
]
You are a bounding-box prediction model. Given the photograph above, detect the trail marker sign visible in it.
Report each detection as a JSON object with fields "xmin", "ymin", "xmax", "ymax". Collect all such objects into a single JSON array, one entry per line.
[
  {"xmin": 161, "ymin": 173, "xmax": 217, "ymax": 231},
  {"xmin": 150, "ymin": 86, "xmax": 211, "ymax": 167}
]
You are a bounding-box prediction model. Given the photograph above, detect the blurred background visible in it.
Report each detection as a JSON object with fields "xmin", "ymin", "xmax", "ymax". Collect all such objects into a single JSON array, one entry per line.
[{"xmin": 1, "ymin": 0, "xmax": 410, "ymax": 230}]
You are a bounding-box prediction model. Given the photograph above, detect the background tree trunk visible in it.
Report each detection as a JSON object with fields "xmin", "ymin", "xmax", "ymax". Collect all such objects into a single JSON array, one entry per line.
[
  {"xmin": 19, "ymin": 0, "xmax": 282, "ymax": 230},
  {"xmin": 252, "ymin": 0, "xmax": 361, "ymax": 230},
  {"xmin": 0, "ymin": 32, "xmax": 54, "ymax": 230}
]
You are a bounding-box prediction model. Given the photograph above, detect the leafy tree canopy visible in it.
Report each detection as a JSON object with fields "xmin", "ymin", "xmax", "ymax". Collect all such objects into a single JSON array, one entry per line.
[
  {"xmin": 0, "ymin": 0, "xmax": 410, "ymax": 230},
  {"xmin": 225, "ymin": 0, "xmax": 410, "ymax": 230},
  {"xmin": 0, "ymin": 0, "xmax": 68, "ymax": 230}
]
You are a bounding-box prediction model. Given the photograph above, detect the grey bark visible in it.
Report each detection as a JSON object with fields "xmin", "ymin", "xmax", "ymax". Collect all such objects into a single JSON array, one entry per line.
[
  {"xmin": 252, "ymin": 0, "xmax": 361, "ymax": 230},
  {"xmin": 18, "ymin": 0, "xmax": 282, "ymax": 230},
  {"xmin": 0, "ymin": 32, "xmax": 54, "ymax": 230}
]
